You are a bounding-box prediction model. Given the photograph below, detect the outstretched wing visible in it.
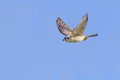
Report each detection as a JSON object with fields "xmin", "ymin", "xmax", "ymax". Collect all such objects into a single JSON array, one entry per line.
[
  {"xmin": 72, "ymin": 13, "xmax": 88, "ymax": 36},
  {"xmin": 56, "ymin": 17, "xmax": 72, "ymax": 36}
]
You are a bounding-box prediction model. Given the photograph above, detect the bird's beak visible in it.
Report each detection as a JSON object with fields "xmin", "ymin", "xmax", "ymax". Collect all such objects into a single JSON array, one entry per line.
[{"xmin": 62, "ymin": 39, "xmax": 65, "ymax": 41}]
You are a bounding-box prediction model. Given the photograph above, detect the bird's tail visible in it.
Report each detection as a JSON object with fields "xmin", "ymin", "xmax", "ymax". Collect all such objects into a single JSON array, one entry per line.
[{"xmin": 87, "ymin": 34, "xmax": 98, "ymax": 38}]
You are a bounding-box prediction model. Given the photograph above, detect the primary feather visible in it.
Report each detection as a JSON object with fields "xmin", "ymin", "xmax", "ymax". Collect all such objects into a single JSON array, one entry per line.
[
  {"xmin": 56, "ymin": 17, "xmax": 72, "ymax": 36},
  {"xmin": 72, "ymin": 13, "xmax": 88, "ymax": 36}
]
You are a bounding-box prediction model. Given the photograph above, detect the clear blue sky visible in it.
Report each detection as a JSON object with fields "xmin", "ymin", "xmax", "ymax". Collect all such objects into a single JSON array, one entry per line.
[{"xmin": 0, "ymin": 0, "xmax": 120, "ymax": 80}]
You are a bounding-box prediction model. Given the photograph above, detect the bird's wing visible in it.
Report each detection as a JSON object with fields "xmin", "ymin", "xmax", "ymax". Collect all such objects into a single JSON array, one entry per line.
[
  {"xmin": 56, "ymin": 17, "xmax": 72, "ymax": 36},
  {"xmin": 72, "ymin": 13, "xmax": 88, "ymax": 36}
]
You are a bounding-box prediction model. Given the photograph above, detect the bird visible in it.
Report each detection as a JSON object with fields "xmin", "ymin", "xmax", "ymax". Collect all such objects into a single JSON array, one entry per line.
[{"xmin": 56, "ymin": 13, "xmax": 98, "ymax": 43}]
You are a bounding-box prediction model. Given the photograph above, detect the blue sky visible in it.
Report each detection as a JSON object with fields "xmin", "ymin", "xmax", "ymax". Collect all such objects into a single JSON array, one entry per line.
[{"xmin": 0, "ymin": 0, "xmax": 120, "ymax": 80}]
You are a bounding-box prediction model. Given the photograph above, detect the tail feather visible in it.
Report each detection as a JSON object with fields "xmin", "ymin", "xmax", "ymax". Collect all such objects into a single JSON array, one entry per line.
[{"xmin": 87, "ymin": 34, "xmax": 98, "ymax": 37}]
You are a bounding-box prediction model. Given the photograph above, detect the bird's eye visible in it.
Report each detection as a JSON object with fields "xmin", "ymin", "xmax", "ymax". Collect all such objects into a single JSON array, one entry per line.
[
  {"xmin": 64, "ymin": 37, "xmax": 70, "ymax": 40},
  {"xmin": 66, "ymin": 37, "xmax": 69, "ymax": 39}
]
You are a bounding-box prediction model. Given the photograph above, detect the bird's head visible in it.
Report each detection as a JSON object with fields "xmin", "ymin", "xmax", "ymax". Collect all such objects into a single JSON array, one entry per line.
[{"xmin": 63, "ymin": 36, "xmax": 71, "ymax": 42}]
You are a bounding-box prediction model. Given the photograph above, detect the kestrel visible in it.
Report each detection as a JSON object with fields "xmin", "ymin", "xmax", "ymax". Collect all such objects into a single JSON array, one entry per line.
[{"xmin": 56, "ymin": 13, "xmax": 98, "ymax": 43}]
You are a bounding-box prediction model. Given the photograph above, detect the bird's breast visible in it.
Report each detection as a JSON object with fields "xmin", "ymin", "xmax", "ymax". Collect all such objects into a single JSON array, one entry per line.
[
  {"xmin": 73, "ymin": 36, "xmax": 87, "ymax": 41},
  {"xmin": 66, "ymin": 36, "xmax": 87, "ymax": 42}
]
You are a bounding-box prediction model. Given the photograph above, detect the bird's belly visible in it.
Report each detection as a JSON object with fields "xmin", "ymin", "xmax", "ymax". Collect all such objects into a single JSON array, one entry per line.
[{"xmin": 69, "ymin": 36, "xmax": 87, "ymax": 42}]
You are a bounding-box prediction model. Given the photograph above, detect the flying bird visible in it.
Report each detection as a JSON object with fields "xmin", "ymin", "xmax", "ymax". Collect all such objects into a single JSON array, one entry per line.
[{"xmin": 56, "ymin": 13, "xmax": 98, "ymax": 43}]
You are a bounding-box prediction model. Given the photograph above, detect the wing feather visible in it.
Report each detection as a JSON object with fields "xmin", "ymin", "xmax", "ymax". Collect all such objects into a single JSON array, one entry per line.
[
  {"xmin": 56, "ymin": 17, "xmax": 72, "ymax": 36},
  {"xmin": 72, "ymin": 13, "xmax": 88, "ymax": 36}
]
